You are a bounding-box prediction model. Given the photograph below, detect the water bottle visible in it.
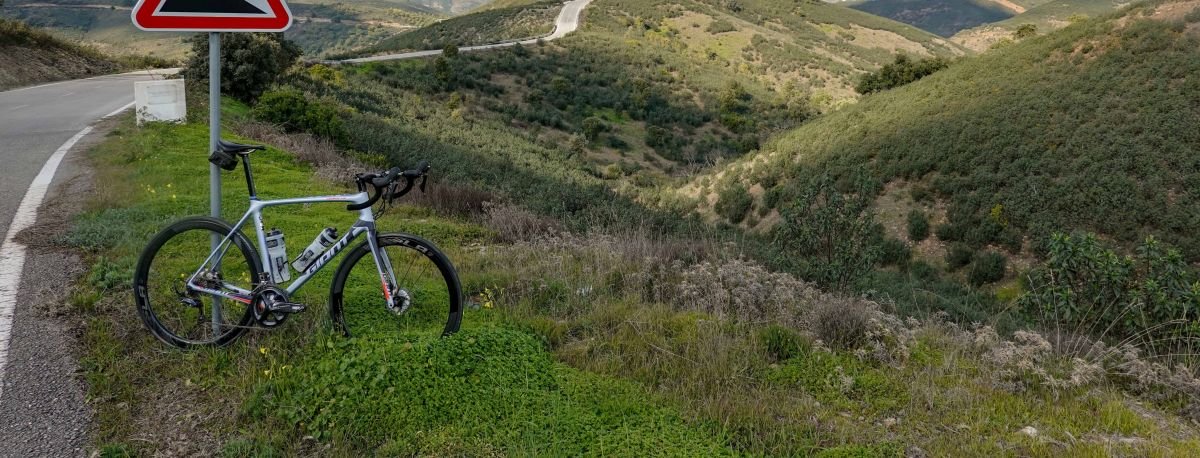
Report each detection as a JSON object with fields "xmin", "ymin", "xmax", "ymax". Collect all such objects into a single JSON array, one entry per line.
[
  {"xmin": 265, "ymin": 228, "xmax": 290, "ymax": 283},
  {"xmin": 292, "ymin": 227, "xmax": 338, "ymax": 272}
]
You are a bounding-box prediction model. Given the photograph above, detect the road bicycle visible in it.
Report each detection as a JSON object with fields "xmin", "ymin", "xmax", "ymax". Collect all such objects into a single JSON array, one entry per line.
[{"xmin": 133, "ymin": 139, "xmax": 462, "ymax": 348}]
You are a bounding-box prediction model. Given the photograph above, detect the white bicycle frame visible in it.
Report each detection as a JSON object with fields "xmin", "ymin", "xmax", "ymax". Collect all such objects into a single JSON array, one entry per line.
[{"xmin": 185, "ymin": 192, "xmax": 400, "ymax": 310}]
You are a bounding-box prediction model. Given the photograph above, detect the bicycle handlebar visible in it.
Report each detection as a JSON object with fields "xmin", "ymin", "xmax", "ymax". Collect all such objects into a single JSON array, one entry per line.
[{"xmin": 348, "ymin": 161, "xmax": 430, "ymax": 211}]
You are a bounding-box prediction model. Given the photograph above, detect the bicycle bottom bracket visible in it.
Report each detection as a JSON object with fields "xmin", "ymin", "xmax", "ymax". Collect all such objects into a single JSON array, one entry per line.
[{"xmin": 252, "ymin": 284, "xmax": 291, "ymax": 328}]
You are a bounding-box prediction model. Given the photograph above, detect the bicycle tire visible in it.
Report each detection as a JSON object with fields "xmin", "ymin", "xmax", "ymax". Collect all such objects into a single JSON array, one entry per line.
[
  {"xmin": 133, "ymin": 216, "xmax": 261, "ymax": 348},
  {"xmin": 329, "ymin": 233, "xmax": 462, "ymax": 338}
]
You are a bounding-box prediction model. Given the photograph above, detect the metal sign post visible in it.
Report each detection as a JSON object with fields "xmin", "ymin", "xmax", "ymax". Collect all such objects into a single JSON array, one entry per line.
[
  {"xmin": 209, "ymin": 32, "xmax": 223, "ymax": 334},
  {"xmin": 131, "ymin": 0, "xmax": 292, "ymax": 336}
]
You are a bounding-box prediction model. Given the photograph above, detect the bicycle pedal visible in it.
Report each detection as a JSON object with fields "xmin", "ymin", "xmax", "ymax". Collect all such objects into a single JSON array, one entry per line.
[{"xmin": 268, "ymin": 302, "xmax": 307, "ymax": 314}]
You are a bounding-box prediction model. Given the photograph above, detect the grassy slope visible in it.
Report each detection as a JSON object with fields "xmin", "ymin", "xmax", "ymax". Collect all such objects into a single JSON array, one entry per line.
[
  {"xmin": 680, "ymin": 0, "xmax": 1200, "ymax": 259},
  {"xmin": 952, "ymin": 0, "xmax": 1129, "ymax": 50},
  {"xmin": 320, "ymin": 0, "xmax": 970, "ymax": 197},
  {"xmin": 354, "ymin": 0, "xmax": 560, "ymax": 54},
  {"xmin": 72, "ymin": 113, "xmax": 1200, "ymax": 456},
  {"xmin": 0, "ymin": 18, "xmax": 119, "ymax": 90}
]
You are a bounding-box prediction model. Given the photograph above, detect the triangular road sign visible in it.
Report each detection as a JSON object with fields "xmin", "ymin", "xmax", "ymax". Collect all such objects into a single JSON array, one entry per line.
[{"xmin": 132, "ymin": 0, "xmax": 293, "ymax": 32}]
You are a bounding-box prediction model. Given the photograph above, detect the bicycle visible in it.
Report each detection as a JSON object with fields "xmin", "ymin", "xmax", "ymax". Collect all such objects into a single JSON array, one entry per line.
[{"xmin": 133, "ymin": 139, "xmax": 462, "ymax": 348}]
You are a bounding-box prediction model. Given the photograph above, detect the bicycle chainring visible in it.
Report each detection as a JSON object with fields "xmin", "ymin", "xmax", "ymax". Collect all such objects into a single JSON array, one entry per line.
[{"xmin": 251, "ymin": 284, "xmax": 290, "ymax": 328}]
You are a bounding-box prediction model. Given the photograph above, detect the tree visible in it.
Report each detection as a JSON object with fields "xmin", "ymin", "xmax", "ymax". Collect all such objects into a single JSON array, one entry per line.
[
  {"xmin": 433, "ymin": 56, "xmax": 452, "ymax": 87},
  {"xmin": 443, "ymin": 43, "xmax": 460, "ymax": 58},
  {"xmin": 775, "ymin": 174, "xmax": 882, "ymax": 290},
  {"xmin": 581, "ymin": 116, "xmax": 607, "ymax": 141},
  {"xmin": 182, "ymin": 33, "xmax": 300, "ymax": 102},
  {"xmin": 1013, "ymin": 24, "xmax": 1038, "ymax": 40},
  {"xmin": 855, "ymin": 54, "xmax": 949, "ymax": 94}
]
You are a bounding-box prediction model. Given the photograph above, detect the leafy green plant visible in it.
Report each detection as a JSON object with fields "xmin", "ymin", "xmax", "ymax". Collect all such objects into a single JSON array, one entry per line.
[
  {"xmin": 968, "ymin": 251, "xmax": 1006, "ymax": 286},
  {"xmin": 182, "ymin": 33, "xmax": 300, "ymax": 102},
  {"xmin": 715, "ymin": 184, "xmax": 753, "ymax": 224},
  {"xmin": 946, "ymin": 244, "xmax": 974, "ymax": 271},
  {"xmin": 775, "ymin": 174, "xmax": 882, "ymax": 290},
  {"xmin": 855, "ymin": 54, "xmax": 949, "ymax": 94},
  {"xmin": 251, "ymin": 89, "xmax": 346, "ymax": 141},
  {"xmin": 1019, "ymin": 233, "xmax": 1200, "ymax": 343},
  {"xmin": 907, "ymin": 209, "xmax": 930, "ymax": 242}
]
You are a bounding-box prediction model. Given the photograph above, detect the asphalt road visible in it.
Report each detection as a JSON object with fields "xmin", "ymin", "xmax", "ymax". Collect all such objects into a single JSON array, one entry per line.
[
  {"xmin": 337, "ymin": 0, "xmax": 595, "ymax": 64},
  {"xmin": 0, "ymin": 70, "xmax": 172, "ymax": 457}
]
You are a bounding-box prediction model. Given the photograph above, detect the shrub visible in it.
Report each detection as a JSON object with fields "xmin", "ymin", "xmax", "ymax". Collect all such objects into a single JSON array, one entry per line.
[
  {"xmin": 705, "ymin": 19, "xmax": 737, "ymax": 34},
  {"xmin": 946, "ymin": 244, "xmax": 974, "ymax": 271},
  {"xmin": 878, "ymin": 238, "xmax": 911, "ymax": 267},
  {"xmin": 855, "ymin": 54, "xmax": 949, "ymax": 94},
  {"xmin": 1020, "ymin": 233, "xmax": 1200, "ymax": 343},
  {"xmin": 907, "ymin": 210, "xmax": 930, "ymax": 242},
  {"xmin": 969, "ymin": 251, "xmax": 1007, "ymax": 286},
  {"xmin": 251, "ymin": 89, "xmax": 346, "ymax": 142},
  {"xmin": 1013, "ymin": 24, "xmax": 1038, "ymax": 40},
  {"xmin": 715, "ymin": 184, "xmax": 753, "ymax": 224},
  {"xmin": 182, "ymin": 32, "xmax": 300, "ymax": 102},
  {"xmin": 775, "ymin": 174, "xmax": 881, "ymax": 290},
  {"xmin": 759, "ymin": 325, "xmax": 806, "ymax": 361},
  {"xmin": 581, "ymin": 116, "xmax": 608, "ymax": 141},
  {"xmin": 810, "ymin": 299, "xmax": 871, "ymax": 349}
]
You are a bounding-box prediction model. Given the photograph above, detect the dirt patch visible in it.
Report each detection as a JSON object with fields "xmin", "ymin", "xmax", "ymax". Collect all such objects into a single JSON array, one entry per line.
[
  {"xmin": 1151, "ymin": 0, "xmax": 1200, "ymax": 21},
  {"xmin": 0, "ymin": 44, "xmax": 118, "ymax": 91},
  {"xmin": 841, "ymin": 24, "xmax": 933, "ymax": 57},
  {"xmin": 985, "ymin": 0, "xmax": 1027, "ymax": 14},
  {"xmin": 872, "ymin": 180, "xmax": 950, "ymax": 267}
]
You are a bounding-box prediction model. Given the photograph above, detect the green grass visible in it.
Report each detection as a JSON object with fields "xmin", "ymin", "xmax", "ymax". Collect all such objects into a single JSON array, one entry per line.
[{"xmin": 69, "ymin": 100, "xmax": 1200, "ymax": 455}]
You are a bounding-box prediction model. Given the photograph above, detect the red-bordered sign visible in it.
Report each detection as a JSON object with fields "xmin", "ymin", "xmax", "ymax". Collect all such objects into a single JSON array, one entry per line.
[{"xmin": 132, "ymin": 0, "xmax": 293, "ymax": 32}]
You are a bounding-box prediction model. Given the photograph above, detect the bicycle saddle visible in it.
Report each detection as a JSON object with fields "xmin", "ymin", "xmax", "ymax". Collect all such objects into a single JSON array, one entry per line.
[{"xmin": 216, "ymin": 139, "xmax": 266, "ymax": 155}]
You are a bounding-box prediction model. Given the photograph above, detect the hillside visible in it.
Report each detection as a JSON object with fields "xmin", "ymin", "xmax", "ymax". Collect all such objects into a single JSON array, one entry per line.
[
  {"xmin": 679, "ymin": 0, "xmax": 1200, "ymax": 264},
  {"xmin": 0, "ymin": 17, "xmax": 119, "ymax": 89},
  {"xmin": 353, "ymin": 0, "xmax": 561, "ymax": 54},
  {"xmin": 72, "ymin": 107, "xmax": 1200, "ymax": 456},
  {"xmin": 849, "ymin": 0, "xmax": 1023, "ymax": 37},
  {"xmin": 952, "ymin": 0, "xmax": 1129, "ymax": 50},
  {"xmin": 0, "ymin": 0, "xmax": 439, "ymax": 58},
  {"xmin": 333, "ymin": 0, "xmax": 968, "ymax": 192}
]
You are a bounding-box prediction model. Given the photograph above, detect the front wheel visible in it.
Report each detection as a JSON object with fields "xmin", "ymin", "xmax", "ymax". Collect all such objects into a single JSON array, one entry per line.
[{"xmin": 329, "ymin": 233, "xmax": 462, "ymax": 339}]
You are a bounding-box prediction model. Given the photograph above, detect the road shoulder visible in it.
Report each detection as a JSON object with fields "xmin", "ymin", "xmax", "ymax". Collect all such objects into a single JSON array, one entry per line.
[{"xmin": 0, "ymin": 119, "xmax": 116, "ymax": 457}]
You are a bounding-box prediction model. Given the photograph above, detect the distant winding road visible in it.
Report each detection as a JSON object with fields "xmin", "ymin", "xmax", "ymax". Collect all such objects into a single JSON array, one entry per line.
[{"xmin": 336, "ymin": 0, "xmax": 595, "ymax": 64}]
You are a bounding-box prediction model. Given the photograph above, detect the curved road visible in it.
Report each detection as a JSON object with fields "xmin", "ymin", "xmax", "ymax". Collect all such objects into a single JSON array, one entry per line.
[
  {"xmin": 336, "ymin": 0, "xmax": 595, "ymax": 64},
  {"xmin": 0, "ymin": 69, "xmax": 174, "ymax": 456}
]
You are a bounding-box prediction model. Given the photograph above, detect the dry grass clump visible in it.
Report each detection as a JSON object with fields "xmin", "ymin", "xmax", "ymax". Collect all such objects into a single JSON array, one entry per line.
[{"xmin": 235, "ymin": 121, "xmax": 366, "ymax": 183}]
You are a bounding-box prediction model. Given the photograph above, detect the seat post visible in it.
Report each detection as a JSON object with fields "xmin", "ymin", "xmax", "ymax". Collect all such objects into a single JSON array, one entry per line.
[{"xmin": 241, "ymin": 155, "xmax": 258, "ymax": 199}]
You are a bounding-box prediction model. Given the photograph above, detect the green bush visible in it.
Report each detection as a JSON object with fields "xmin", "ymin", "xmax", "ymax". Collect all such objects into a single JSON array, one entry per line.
[
  {"xmin": 1020, "ymin": 233, "xmax": 1200, "ymax": 342},
  {"xmin": 705, "ymin": 19, "xmax": 737, "ymax": 34},
  {"xmin": 715, "ymin": 184, "xmax": 753, "ymax": 224},
  {"xmin": 182, "ymin": 33, "xmax": 300, "ymax": 102},
  {"xmin": 968, "ymin": 251, "xmax": 1006, "ymax": 286},
  {"xmin": 775, "ymin": 174, "xmax": 882, "ymax": 290},
  {"xmin": 945, "ymin": 244, "xmax": 974, "ymax": 271},
  {"xmin": 906, "ymin": 210, "xmax": 930, "ymax": 242},
  {"xmin": 759, "ymin": 325, "xmax": 807, "ymax": 361},
  {"xmin": 855, "ymin": 54, "xmax": 948, "ymax": 94},
  {"xmin": 878, "ymin": 238, "xmax": 911, "ymax": 267},
  {"xmin": 251, "ymin": 89, "xmax": 346, "ymax": 142}
]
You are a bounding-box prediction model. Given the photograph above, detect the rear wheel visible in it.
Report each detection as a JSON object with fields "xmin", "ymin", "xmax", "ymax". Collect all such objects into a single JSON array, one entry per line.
[
  {"xmin": 133, "ymin": 217, "xmax": 260, "ymax": 348},
  {"xmin": 329, "ymin": 233, "xmax": 462, "ymax": 339}
]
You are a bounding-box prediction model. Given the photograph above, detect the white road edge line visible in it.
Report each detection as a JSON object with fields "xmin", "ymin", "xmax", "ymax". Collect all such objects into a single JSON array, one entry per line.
[
  {"xmin": 0, "ymin": 126, "xmax": 94, "ymax": 403},
  {"xmin": 104, "ymin": 101, "xmax": 136, "ymax": 119}
]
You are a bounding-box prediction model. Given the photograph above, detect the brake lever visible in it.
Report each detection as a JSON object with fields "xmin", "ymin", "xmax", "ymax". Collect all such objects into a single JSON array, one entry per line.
[{"xmin": 420, "ymin": 175, "xmax": 428, "ymax": 193}]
